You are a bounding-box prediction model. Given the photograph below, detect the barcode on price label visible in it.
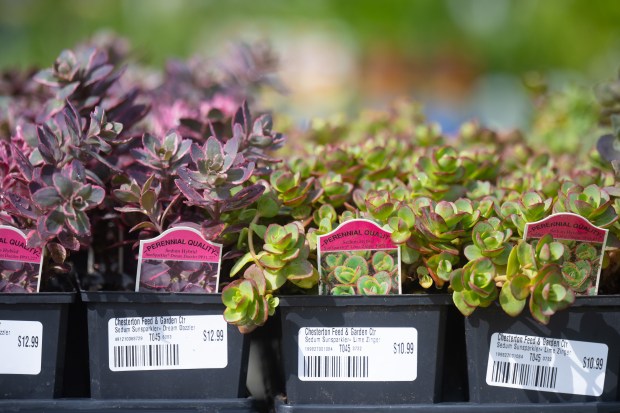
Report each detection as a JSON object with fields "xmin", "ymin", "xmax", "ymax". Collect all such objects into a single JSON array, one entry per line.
[
  {"xmin": 302, "ymin": 355, "xmax": 369, "ymax": 378},
  {"xmin": 490, "ymin": 360, "xmax": 558, "ymax": 389},
  {"xmin": 0, "ymin": 320, "xmax": 43, "ymax": 375},
  {"xmin": 108, "ymin": 315, "xmax": 228, "ymax": 372},
  {"xmin": 298, "ymin": 327, "xmax": 417, "ymax": 381},
  {"xmin": 486, "ymin": 332, "xmax": 608, "ymax": 396},
  {"xmin": 112, "ymin": 344, "xmax": 180, "ymax": 368}
]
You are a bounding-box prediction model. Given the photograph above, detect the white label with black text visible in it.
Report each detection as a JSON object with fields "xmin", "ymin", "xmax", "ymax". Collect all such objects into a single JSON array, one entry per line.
[
  {"xmin": 298, "ymin": 327, "xmax": 417, "ymax": 381},
  {"xmin": 487, "ymin": 332, "xmax": 608, "ymax": 396},
  {"xmin": 0, "ymin": 320, "xmax": 42, "ymax": 375},
  {"xmin": 108, "ymin": 315, "xmax": 227, "ymax": 371}
]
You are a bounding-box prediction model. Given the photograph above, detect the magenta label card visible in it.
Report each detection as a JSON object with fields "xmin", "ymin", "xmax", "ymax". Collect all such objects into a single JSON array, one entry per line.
[
  {"xmin": 0, "ymin": 226, "xmax": 43, "ymax": 293},
  {"xmin": 524, "ymin": 213, "xmax": 608, "ymax": 296},
  {"xmin": 317, "ymin": 219, "xmax": 401, "ymax": 296},
  {"xmin": 136, "ymin": 227, "xmax": 223, "ymax": 293}
]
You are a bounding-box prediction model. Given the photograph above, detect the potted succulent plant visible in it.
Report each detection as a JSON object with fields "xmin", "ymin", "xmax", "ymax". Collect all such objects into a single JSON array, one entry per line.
[
  {"xmin": 219, "ymin": 103, "xmax": 474, "ymax": 406},
  {"xmin": 0, "ymin": 37, "xmax": 144, "ymax": 398},
  {"xmin": 78, "ymin": 41, "xmax": 284, "ymax": 400},
  {"xmin": 0, "ymin": 34, "xmax": 279, "ymax": 406}
]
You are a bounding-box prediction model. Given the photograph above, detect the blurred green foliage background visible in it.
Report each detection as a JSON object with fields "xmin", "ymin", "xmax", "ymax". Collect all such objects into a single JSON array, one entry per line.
[{"xmin": 1, "ymin": 0, "xmax": 620, "ymax": 131}]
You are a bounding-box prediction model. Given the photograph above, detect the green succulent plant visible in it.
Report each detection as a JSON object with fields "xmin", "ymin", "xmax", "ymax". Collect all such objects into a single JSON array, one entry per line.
[
  {"xmin": 496, "ymin": 236, "xmax": 575, "ymax": 324},
  {"xmin": 269, "ymin": 169, "xmax": 323, "ymax": 219},
  {"xmin": 528, "ymin": 264, "xmax": 576, "ymax": 324},
  {"xmin": 416, "ymin": 146, "xmax": 467, "ymax": 200},
  {"xmin": 207, "ymin": 97, "xmax": 620, "ymax": 332},
  {"xmin": 464, "ymin": 218, "xmax": 513, "ymax": 266},
  {"xmin": 553, "ymin": 183, "xmax": 618, "ymax": 228},
  {"xmin": 227, "ymin": 219, "xmax": 318, "ymax": 331},
  {"xmin": 450, "ymin": 257, "xmax": 498, "ymax": 316},
  {"xmin": 222, "ymin": 265, "xmax": 278, "ymax": 333},
  {"xmin": 499, "ymin": 191, "xmax": 553, "ymax": 236}
]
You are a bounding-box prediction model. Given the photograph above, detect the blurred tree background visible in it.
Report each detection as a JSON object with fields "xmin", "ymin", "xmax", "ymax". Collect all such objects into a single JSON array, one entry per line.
[{"xmin": 1, "ymin": 0, "xmax": 620, "ymax": 133}]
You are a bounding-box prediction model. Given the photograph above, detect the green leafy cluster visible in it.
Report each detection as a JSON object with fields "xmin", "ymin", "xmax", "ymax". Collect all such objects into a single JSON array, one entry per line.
[{"xmin": 221, "ymin": 96, "xmax": 620, "ymax": 330}]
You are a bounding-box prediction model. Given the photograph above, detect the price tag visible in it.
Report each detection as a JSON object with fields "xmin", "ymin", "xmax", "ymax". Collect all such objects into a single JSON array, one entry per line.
[
  {"xmin": 298, "ymin": 327, "xmax": 417, "ymax": 381},
  {"xmin": 0, "ymin": 320, "xmax": 43, "ymax": 375},
  {"xmin": 108, "ymin": 315, "xmax": 227, "ymax": 371},
  {"xmin": 487, "ymin": 332, "xmax": 608, "ymax": 396}
]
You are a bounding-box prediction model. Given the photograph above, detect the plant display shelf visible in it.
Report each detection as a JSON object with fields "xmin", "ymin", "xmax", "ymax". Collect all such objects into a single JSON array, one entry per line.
[
  {"xmin": 0, "ymin": 398, "xmax": 261, "ymax": 412},
  {"xmin": 273, "ymin": 397, "xmax": 620, "ymax": 413}
]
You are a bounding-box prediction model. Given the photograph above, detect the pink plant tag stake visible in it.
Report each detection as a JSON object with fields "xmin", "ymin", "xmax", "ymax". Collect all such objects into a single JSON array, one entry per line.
[
  {"xmin": 0, "ymin": 226, "xmax": 44, "ymax": 293},
  {"xmin": 136, "ymin": 227, "xmax": 223, "ymax": 293},
  {"xmin": 317, "ymin": 219, "xmax": 401, "ymax": 295},
  {"xmin": 524, "ymin": 213, "xmax": 608, "ymax": 295}
]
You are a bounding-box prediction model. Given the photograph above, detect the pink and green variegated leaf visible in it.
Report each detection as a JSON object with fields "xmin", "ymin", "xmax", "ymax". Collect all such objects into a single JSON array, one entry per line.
[
  {"xmin": 38, "ymin": 210, "xmax": 65, "ymax": 238},
  {"xmin": 11, "ymin": 144, "xmax": 34, "ymax": 181},
  {"xmin": 63, "ymin": 102, "xmax": 82, "ymax": 143},
  {"xmin": 53, "ymin": 173, "xmax": 74, "ymax": 199},
  {"xmin": 87, "ymin": 186, "xmax": 105, "ymax": 207},
  {"xmin": 233, "ymin": 100, "xmax": 252, "ymax": 134},
  {"xmin": 221, "ymin": 184, "xmax": 265, "ymax": 212},
  {"xmin": 37, "ymin": 124, "xmax": 60, "ymax": 164},
  {"xmin": 223, "ymin": 136, "xmax": 240, "ymax": 169},
  {"xmin": 226, "ymin": 163, "xmax": 255, "ymax": 185},
  {"xmin": 66, "ymin": 210, "xmax": 91, "ymax": 236},
  {"xmin": 175, "ymin": 179, "xmax": 206, "ymax": 205},
  {"xmin": 205, "ymin": 137, "xmax": 225, "ymax": 167},
  {"xmin": 32, "ymin": 187, "xmax": 62, "ymax": 208}
]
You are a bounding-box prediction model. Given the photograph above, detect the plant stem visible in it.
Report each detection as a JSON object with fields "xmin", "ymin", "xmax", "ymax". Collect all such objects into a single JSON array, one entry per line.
[{"xmin": 248, "ymin": 213, "xmax": 265, "ymax": 271}]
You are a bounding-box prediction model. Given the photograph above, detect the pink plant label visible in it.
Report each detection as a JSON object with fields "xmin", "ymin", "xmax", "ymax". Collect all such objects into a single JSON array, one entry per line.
[
  {"xmin": 524, "ymin": 213, "xmax": 608, "ymax": 296},
  {"xmin": 0, "ymin": 226, "xmax": 43, "ymax": 293},
  {"xmin": 524, "ymin": 213, "xmax": 607, "ymax": 243},
  {"xmin": 136, "ymin": 227, "xmax": 223, "ymax": 293},
  {"xmin": 319, "ymin": 219, "xmax": 396, "ymax": 252},
  {"xmin": 317, "ymin": 219, "xmax": 401, "ymax": 296}
]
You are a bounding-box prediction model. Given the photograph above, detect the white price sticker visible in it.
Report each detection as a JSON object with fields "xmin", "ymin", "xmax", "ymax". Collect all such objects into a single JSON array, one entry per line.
[
  {"xmin": 298, "ymin": 327, "xmax": 417, "ymax": 381},
  {"xmin": 108, "ymin": 315, "xmax": 228, "ymax": 372},
  {"xmin": 487, "ymin": 332, "xmax": 608, "ymax": 396},
  {"xmin": 0, "ymin": 320, "xmax": 42, "ymax": 375}
]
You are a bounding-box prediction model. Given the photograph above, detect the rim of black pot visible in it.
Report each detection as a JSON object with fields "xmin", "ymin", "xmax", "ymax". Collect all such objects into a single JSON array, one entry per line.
[
  {"xmin": 277, "ymin": 293, "xmax": 453, "ymax": 307},
  {"xmin": 80, "ymin": 291, "xmax": 223, "ymax": 304}
]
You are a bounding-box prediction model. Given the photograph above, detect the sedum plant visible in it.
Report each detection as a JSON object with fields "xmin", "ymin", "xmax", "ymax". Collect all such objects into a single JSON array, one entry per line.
[{"xmin": 2, "ymin": 33, "xmax": 620, "ymax": 334}]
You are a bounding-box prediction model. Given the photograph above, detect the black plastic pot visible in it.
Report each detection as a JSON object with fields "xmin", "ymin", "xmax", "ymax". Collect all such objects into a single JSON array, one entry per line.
[
  {"xmin": 0, "ymin": 292, "xmax": 74, "ymax": 399},
  {"xmin": 82, "ymin": 292, "xmax": 250, "ymax": 399},
  {"xmin": 277, "ymin": 294, "xmax": 451, "ymax": 405},
  {"xmin": 465, "ymin": 295, "xmax": 620, "ymax": 403}
]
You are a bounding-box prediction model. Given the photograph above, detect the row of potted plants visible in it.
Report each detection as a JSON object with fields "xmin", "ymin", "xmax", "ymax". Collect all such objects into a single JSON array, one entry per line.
[{"xmin": 1, "ymin": 34, "xmax": 620, "ymax": 409}]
